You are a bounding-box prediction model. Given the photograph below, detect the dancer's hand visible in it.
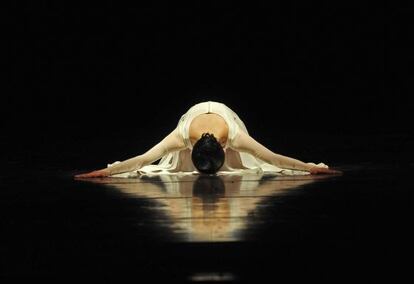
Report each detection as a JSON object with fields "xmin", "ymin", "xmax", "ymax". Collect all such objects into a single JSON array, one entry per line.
[
  {"xmin": 74, "ymin": 169, "xmax": 110, "ymax": 178},
  {"xmin": 309, "ymin": 166, "xmax": 342, "ymax": 175}
]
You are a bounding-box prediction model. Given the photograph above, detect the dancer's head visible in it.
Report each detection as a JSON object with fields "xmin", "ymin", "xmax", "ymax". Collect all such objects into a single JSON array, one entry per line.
[{"xmin": 191, "ymin": 133, "xmax": 225, "ymax": 174}]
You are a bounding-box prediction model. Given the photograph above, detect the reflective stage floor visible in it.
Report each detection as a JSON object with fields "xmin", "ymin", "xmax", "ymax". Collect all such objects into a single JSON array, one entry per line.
[{"xmin": 1, "ymin": 163, "xmax": 413, "ymax": 282}]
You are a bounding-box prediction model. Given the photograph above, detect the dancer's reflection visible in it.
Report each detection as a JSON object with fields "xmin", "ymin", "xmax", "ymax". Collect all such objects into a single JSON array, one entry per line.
[
  {"xmin": 82, "ymin": 174, "xmax": 328, "ymax": 241},
  {"xmin": 192, "ymin": 175, "xmax": 225, "ymax": 211},
  {"xmin": 191, "ymin": 175, "xmax": 228, "ymax": 241}
]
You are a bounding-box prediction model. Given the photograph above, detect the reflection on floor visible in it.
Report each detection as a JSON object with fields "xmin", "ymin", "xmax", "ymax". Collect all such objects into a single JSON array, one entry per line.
[
  {"xmin": 2, "ymin": 164, "xmax": 413, "ymax": 282},
  {"xmin": 83, "ymin": 174, "xmax": 332, "ymax": 242}
]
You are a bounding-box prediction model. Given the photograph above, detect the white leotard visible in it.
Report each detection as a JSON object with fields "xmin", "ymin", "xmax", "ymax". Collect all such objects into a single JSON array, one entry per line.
[{"xmin": 107, "ymin": 101, "xmax": 327, "ymax": 177}]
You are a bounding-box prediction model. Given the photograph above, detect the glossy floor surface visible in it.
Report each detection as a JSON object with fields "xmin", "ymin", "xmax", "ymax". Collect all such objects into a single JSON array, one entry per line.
[{"xmin": 1, "ymin": 162, "xmax": 413, "ymax": 282}]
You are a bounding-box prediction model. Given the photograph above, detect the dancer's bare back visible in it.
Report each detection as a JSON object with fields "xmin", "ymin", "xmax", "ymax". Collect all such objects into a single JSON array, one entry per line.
[{"xmin": 189, "ymin": 113, "xmax": 229, "ymax": 147}]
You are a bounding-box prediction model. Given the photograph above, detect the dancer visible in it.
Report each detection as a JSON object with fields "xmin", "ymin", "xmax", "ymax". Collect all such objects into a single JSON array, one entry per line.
[{"xmin": 75, "ymin": 101, "xmax": 340, "ymax": 178}]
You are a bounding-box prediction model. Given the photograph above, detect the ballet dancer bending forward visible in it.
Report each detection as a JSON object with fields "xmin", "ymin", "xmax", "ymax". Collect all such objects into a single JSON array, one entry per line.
[{"xmin": 75, "ymin": 101, "xmax": 341, "ymax": 178}]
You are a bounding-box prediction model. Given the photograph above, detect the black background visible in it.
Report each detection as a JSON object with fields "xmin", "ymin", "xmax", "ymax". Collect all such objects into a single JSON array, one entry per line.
[
  {"xmin": 5, "ymin": 2, "xmax": 413, "ymax": 169},
  {"xmin": 3, "ymin": 2, "xmax": 414, "ymax": 282}
]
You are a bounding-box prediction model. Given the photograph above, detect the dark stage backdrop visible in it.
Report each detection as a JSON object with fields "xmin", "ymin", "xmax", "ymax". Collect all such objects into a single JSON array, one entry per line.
[{"xmin": 5, "ymin": 2, "xmax": 412, "ymax": 170}]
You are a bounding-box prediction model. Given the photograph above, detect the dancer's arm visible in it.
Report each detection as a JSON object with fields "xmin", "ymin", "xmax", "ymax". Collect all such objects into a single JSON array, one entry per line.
[
  {"xmin": 75, "ymin": 128, "xmax": 186, "ymax": 178},
  {"xmin": 230, "ymin": 131, "xmax": 340, "ymax": 174}
]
